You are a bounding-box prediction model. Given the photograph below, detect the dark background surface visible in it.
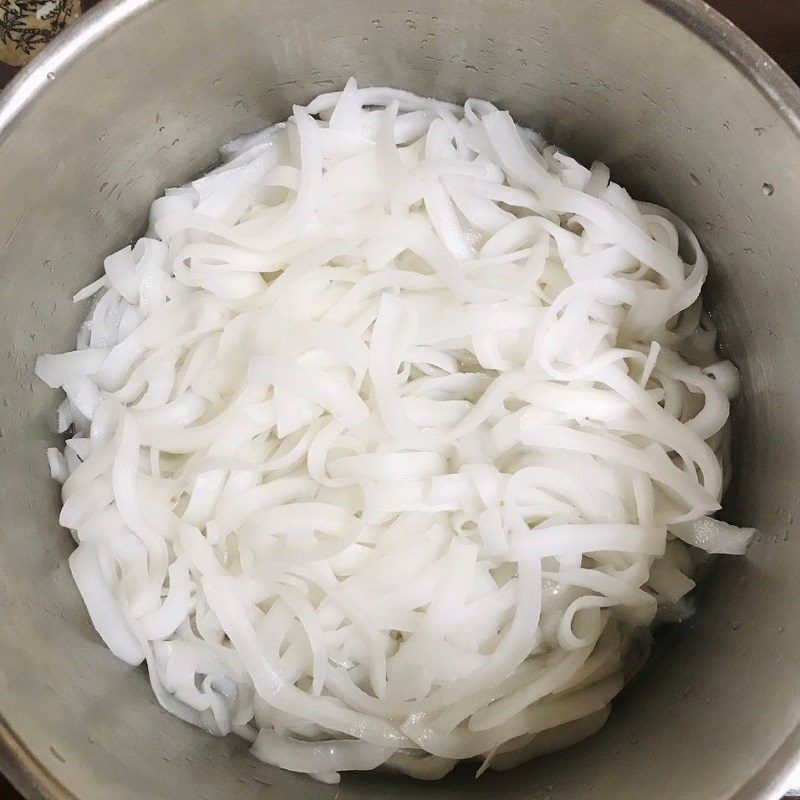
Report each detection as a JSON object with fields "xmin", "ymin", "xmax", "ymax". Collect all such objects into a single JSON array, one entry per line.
[{"xmin": 1, "ymin": 0, "xmax": 799, "ymax": 798}]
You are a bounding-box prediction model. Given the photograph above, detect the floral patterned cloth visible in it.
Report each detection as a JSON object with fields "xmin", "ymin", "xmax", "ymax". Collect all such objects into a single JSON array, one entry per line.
[
  {"xmin": 0, "ymin": 0, "xmax": 81, "ymax": 66},
  {"xmin": 0, "ymin": 0, "xmax": 99, "ymax": 87}
]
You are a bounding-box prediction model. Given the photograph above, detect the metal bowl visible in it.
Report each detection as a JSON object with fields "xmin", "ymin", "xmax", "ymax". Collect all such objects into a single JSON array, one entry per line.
[{"xmin": 1, "ymin": 0, "xmax": 799, "ymax": 798}]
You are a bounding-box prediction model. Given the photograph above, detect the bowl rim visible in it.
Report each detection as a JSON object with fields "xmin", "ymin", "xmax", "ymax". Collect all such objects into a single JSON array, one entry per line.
[{"xmin": 1, "ymin": 0, "xmax": 799, "ymax": 798}]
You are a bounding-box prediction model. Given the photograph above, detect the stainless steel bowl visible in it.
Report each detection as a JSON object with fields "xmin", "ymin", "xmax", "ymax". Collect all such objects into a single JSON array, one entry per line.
[{"xmin": 1, "ymin": 1, "xmax": 799, "ymax": 798}]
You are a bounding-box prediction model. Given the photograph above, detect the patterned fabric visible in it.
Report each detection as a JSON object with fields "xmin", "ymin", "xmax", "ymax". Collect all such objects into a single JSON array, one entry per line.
[{"xmin": 0, "ymin": 0, "xmax": 82, "ymax": 66}]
